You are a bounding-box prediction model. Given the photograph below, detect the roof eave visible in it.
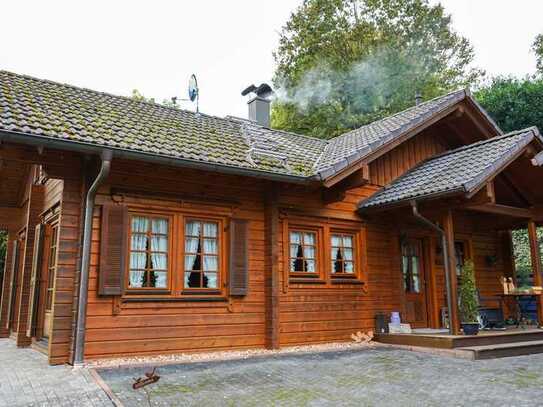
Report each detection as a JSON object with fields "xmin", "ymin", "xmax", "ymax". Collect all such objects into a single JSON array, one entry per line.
[
  {"xmin": 0, "ymin": 130, "xmax": 317, "ymax": 185},
  {"xmin": 357, "ymin": 187, "xmax": 466, "ymax": 213}
]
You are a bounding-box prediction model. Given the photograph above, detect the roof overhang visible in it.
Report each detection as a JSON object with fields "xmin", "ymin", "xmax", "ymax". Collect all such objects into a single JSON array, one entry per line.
[
  {"xmin": 0, "ymin": 129, "xmax": 318, "ymax": 186},
  {"xmin": 320, "ymin": 90, "xmax": 503, "ymax": 188},
  {"xmin": 358, "ymin": 127, "xmax": 543, "ymax": 214}
]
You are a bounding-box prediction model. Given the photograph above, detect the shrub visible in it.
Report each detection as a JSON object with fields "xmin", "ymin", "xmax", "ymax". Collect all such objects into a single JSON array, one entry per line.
[{"xmin": 458, "ymin": 260, "xmax": 479, "ymax": 323}]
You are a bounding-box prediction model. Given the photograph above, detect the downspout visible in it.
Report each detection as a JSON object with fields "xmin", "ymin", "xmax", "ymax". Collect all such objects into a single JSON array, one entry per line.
[
  {"xmin": 410, "ymin": 201, "xmax": 454, "ymax": 335},
  {"xmin": 74, "ymin": 150, "xmax": 112, "ymax": 366}
]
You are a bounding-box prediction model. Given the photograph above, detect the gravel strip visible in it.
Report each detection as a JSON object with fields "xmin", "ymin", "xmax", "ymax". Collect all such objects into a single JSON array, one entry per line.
[{"xmin": 86, "ymin": 341, "xmax": 377, "ymax": 370}]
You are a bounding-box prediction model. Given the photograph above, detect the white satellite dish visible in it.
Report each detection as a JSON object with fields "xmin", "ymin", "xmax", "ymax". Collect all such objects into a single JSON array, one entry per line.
[{"xmin": 188, "ymin": 74, "xmax": 199, "ymax": 112}]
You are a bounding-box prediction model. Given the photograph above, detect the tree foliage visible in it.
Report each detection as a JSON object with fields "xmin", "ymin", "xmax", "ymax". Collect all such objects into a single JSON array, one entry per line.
[
  {"xmin": 475, "ymin": 76, "xmax": 543, "ymax": 133},
  {"xmin": 131, "ymin": 89, "xmax": 178, "ymax": 108},
  {"xmin": 476, "ymin": 76, "xmax": 543, "ymax": 285},
  {"xmin": 271, "ymin": 0, "xmax": 481, "ymax": 138},
  {"xmin": 533, "ymin": 33, "xmax": 543, "ymax": 75},
  {"xmin": 512, "ymin": 228, "xmax": 543, "ymax": 288},
  {"xmin": 458, "ymin": 260, "xmax": 479, "ymax": 323}
]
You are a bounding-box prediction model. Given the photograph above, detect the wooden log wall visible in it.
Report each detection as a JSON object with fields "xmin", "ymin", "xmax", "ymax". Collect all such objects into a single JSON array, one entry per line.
[
  {"xmin": 369, "ymin": 129, "xmax": 446, "ymax": 187},
  {"xmin": 84, "ymin": 161, "xmax": 269, "ymax": 359}
]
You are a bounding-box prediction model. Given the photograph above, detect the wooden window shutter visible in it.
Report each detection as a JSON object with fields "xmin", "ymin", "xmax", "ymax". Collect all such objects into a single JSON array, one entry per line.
[
  {"xmin": 26, "ymin": 224, "xmax": 45, "ymax": 337},
  {"xmin": 99, "ymin": 203, "xmax": 128, "ymax": 296},
  {"xmin": 229, "ymin": 219, "xmax": 249, "ymax": 296},
  {"xmin": 5, "ymin": 240, "xmax": 19, "ymax": 329}
]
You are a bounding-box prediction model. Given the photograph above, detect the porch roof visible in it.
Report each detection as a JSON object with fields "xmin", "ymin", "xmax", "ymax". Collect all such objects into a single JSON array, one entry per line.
[{"xmin": 358, "ymin": 127, "xmax": 543, "ymax": 211}]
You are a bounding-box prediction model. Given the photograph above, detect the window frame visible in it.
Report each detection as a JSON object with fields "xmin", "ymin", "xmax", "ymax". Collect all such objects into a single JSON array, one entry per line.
[
  {"xmin": 124, "ymin": 211, "xmax": 174, "ymax": 294},
  {"xmin": 330, "ymin": 231, "xmax": 358, "ymax": 279},
  {"xmin": 282, "ymin": 217, "xmax": 366, "ymax": 287},
  {"xmin": 287, "ymin": 227, "xmax": 321, "ymax": 278},
  {"xmin": 122, "ymin": 207, "xmax": 228, "ymax": 298},
  {"xmin": 181, "ymin": 216, "xmax": 225, "ymax": 293}
]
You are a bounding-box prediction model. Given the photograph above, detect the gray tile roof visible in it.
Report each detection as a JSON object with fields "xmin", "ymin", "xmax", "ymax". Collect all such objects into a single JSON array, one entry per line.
[
  {"xmin": 315, "ymin": 89, "xmax": 472, "ymax": 177},
  {"xmin": 358, "ymin": 128, "xmax": 542, "ymax": 210},
  {"xmin": 0, "ymin": 71, "xmax": 498, "ymax": 182}
]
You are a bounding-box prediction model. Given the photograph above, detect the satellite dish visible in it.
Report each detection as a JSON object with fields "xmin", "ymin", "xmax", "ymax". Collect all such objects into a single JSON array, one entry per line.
[
  {"xmin": 188, "ymin": 74, "xmax": 198, "ymax": 102},
  {"xmin": 188, "ymin": 74, "xmax": 199, "ymax": 113}
]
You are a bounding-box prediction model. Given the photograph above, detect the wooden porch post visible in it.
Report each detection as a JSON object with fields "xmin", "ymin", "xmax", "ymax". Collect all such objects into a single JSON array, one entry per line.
[
  {"xmin": 0, "ymin": 234, "xmax": 15, "ymax": 337},
  {"xmin": 15, "ymin": 184, "xmax": 44, "ymax": 347},
  {"xmin": 443, "ymin": 210, "xmax": 460, "ymax": 334},
  {"xmin": 527, "ymin": 220, "xmax": 543, "ymax": 325}
]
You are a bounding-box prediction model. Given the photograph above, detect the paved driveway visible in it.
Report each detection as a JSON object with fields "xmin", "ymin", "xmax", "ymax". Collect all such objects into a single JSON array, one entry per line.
[
  {"xmin": 98, "ymin": 348, "xmax": 543, "ymax": 407},
  {"xmin": 0, "ymin": 339, "xmax": 110, "ymax": 407}
]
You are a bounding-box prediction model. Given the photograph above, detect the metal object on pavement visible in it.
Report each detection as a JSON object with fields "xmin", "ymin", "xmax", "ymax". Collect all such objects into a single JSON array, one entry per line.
[{"xmin": 132, "ymin": 367, "xmax": 160, "ymax": 390}]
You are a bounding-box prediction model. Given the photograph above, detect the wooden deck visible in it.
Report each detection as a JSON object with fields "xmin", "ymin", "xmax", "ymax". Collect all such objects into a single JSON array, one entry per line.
[{"xmin": 375, "ymin": 328, "xmax": 543, "ymax": 359}]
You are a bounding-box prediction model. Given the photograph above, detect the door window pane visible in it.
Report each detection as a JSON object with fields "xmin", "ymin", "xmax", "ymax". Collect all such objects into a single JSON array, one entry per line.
[{"xmin": 402, "ymin": 239, "xmax": 422, "ymax": 293}]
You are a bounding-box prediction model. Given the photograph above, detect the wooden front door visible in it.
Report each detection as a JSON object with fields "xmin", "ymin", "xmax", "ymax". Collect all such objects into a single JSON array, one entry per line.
[{"xmin": 401, "ymin": 238, "xmax": 428, "ymax": 327}]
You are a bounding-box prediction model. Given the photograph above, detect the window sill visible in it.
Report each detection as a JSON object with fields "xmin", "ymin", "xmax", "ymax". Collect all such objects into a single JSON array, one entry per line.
[
  {"xmin": 122, "ymin": 296, "xmax": 228, "ymax": 303},
  {"xmin": 182, "ymin": 290, "xmax": 222, "ymax": 296},
  {"xmin": 289, "ymin": 278, "xmax": 327, "ymax": 284},
  {"xmin": 124, "ymin": 289, "xmax": 171, "ymax": 295},
  {"xmin": 331, "ymin": 279, "xmax": 365, "ymax": 285}
]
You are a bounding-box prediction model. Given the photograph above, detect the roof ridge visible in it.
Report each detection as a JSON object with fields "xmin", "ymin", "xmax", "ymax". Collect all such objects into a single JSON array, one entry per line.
[{"xmin": 328, "ymin": 88, "xmax": 467, "ymax": 143}]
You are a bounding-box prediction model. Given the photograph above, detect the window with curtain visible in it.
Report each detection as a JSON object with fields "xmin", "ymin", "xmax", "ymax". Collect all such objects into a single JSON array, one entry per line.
[
  {"xmin": 331, "ymin": 233, "xmax": 355, "ymax": 275},
  {"xmin": 401, "ymin": 239, "xmax": 421, "ymax": 293},
  {"xmin": 184, "ymin": 219, "xmax": 219, "ymax": 289},
  {"xmin": 289, "ymin": 230, "xmax": 317, "ymax": 273},
  {"xmin": 128, "ymin": 215, "xmax": 169, "ymax": 289}
]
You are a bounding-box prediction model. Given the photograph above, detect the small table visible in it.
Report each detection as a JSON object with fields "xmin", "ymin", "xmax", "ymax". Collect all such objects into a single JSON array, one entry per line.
[{"xmin": 499, "ymin": 293, "xmax": 541, "ymax": 328}]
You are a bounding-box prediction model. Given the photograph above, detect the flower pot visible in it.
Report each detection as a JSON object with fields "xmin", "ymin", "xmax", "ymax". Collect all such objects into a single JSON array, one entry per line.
[{"xmin": 461, "ymin": 323, "xmax": 479, "ymax": 335}]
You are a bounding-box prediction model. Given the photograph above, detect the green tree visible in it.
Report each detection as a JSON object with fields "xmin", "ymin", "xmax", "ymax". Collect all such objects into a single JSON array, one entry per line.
[
  {"xmin": 272, "ymin": 0, "xmax": 481, "ymax": 138},
  {"xmin": 512, "ymin": 228, "xmax": 543, "ymax": 288},
  {"xmin": 475, "ymin": 76, "xmax": 543, "ymax": 132},
  {"xmin": 476, "ymin": 76, "xmax": 543, "ymax": 285},
  {"xmin": 532, "ymin": 33, "xmax": 543, "ymax": 75},
  {"xmin": 131, "ymin": 89, "xmax": 178, "ymax": 108}
]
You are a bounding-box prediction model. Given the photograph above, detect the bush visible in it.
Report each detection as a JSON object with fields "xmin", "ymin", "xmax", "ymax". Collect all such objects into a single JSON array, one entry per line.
[{"xmin": 458, "ymin": 260, "xmax": 479, "ymax": 323}]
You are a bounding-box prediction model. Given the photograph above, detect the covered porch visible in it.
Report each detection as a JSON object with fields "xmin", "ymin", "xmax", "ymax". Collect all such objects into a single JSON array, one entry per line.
[{"xmin": 358, "ymin": 128, "xmax": 543, "ymax": 358}]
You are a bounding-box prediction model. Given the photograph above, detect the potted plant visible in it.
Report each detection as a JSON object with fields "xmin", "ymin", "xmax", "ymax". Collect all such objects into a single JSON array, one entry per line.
[{"xmin": 458, "ymin": 260, "xmax": 479, "ymax": 335}]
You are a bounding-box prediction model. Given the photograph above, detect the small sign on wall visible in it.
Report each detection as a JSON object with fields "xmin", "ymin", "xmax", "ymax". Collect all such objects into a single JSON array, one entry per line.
[{"xmin": 388, "ymin": 323, "xmax": 412, "ymax": 334}]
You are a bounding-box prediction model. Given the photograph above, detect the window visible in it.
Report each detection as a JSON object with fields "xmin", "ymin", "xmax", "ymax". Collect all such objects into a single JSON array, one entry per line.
[
  {"xmin": 289, "ymin": 230, "xmax": 317, "ymax": 274},
  {"xmin": 45, "ymin": 224, "xmax": 59, "ymax": 310},
  {"xmin": 401, "ymin": 239, "xmax": 422, "ymax": 293},
  {"xmin": 454, "ymin": 241, "xmax": 466, "ymax": 277},
  {"xmin": 331, "ymin": 233, "xmax": 355, "ymax": 275},
  {"xmin": 184, "ymin": 219, "xmax": 220, "ymax": 289},
  {"xmin": 128, "ymin": 215, "xmax": 169, "ymax": 289}
]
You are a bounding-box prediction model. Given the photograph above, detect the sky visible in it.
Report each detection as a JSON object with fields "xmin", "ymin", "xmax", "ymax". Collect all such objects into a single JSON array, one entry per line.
[{"xmin": 1, "ymin": 1, "xmax": 542, "ymax": 119}]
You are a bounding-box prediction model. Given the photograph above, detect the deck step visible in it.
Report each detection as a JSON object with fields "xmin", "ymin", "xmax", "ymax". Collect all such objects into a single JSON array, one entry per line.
[{"xmin": 458, "ymin": 340, "xmax": 543, "ymax": 360}]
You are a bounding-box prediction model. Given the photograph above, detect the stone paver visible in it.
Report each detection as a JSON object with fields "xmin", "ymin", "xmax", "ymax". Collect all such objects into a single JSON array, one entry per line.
[
  {"xmin": 98, "ymin": 348, "xmax": 543, "ymax": 407},
  {"xmin": 0, "ymin": 339, "xmax": 111, "ymax": 407}
]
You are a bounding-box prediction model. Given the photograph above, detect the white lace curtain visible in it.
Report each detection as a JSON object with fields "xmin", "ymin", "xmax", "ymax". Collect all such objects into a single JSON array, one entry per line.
[{"xmin": 129, "ymin": 217, "xmax": 168, "ymax": 287}]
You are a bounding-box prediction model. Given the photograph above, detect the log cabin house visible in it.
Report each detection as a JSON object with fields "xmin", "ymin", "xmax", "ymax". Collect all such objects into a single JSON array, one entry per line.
[{"xmin": 1, "ymin": 70, "xmax": 543, "ymax": 365}]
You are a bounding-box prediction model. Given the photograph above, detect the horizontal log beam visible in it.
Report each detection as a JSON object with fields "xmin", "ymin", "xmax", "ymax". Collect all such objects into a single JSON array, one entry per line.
[{"xmin": 464, "ymin": 203, "xmax": 534, "ymax": 219}]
